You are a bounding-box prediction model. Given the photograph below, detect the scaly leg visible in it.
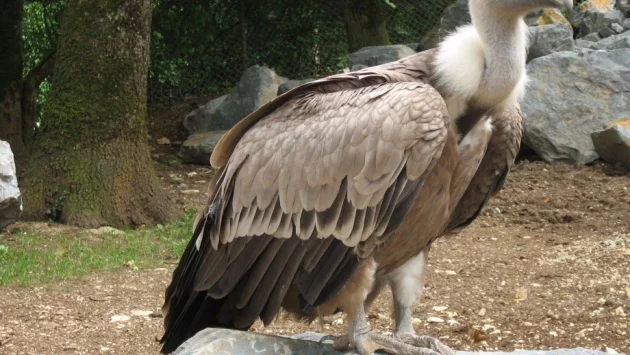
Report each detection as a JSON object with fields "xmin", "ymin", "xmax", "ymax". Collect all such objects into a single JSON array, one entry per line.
[
  {"xmin": 332, "ymin": 302, "xmax": 451, "ymax": 355},
  {"xmin": 388, "ymin": 248, "xmax": 455, "ymax": 355}
]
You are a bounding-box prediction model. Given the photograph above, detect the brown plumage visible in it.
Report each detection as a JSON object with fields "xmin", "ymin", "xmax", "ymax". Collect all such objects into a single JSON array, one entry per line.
[{"xmin": 160, "ymin": 1, "xmax": 572, "ymax": 353}]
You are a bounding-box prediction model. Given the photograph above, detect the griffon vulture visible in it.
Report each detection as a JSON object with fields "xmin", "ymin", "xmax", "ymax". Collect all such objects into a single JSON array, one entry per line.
[{"xmin": 160, "ymin": 0, "xmax": 573, "ymax": 354}]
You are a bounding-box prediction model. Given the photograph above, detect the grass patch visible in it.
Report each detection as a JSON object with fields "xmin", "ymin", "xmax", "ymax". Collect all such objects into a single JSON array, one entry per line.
[{"xmin": 0, "ymin": 209, "xmax": 196, "ymax": 286}]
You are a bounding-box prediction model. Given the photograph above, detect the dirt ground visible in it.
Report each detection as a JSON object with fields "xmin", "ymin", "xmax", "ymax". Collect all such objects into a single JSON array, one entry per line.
[{"xmin": 1, "ymin": 157, "xmax": 629, "ymax": 355}]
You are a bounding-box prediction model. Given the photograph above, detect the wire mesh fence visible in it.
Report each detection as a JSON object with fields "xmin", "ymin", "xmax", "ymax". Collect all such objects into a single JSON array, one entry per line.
[{"xmin": 148, "ymin": 0, "xmax": 454, "ymax": 105}]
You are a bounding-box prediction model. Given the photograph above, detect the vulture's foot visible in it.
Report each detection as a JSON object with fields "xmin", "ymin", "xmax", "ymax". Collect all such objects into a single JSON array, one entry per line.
[
  {"xmin": 352, "ymin": 330, "xmax": 448, "ymax": 355},
  {"xmin": 395, "ymin": 333, "xmax": 456, "ymax": 355}
]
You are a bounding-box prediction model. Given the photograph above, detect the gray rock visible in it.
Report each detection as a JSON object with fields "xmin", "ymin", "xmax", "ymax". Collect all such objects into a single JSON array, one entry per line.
[
  {"xmin": 619, "ymin": 0, "xmax": 630, "ymax": 16},
  {"xmin": 575, "ymin": 31, "xmax": 630, "ymax": 49},
  {"xmin": 612, "ymin": 22, "xmax": 625, "ymax": 33},
  {"xmin": 439, "ymin": 0, "xmax": 471, "ymax": 37},
  {"xmin": 592, "ymin": 124, "xmax": 630, "ymax": 169},
  {"xmin": 522, "ymin": 49, "xmax": 630, "ymax": 164},
  {"xmin": 0, "ymin": 141, "xmax": 21, "ymax": 231},
  {"xmin": 405, "ymin": 43, "xmax": 420, "ymax": 52},
  {"xmin": 525, "ymin": 10, "xmax": 545, "ymax": 26},
  {"xmin": 582, "ymin": 32, "xmax": 602, "ymax": 42},
  {"xmin": 183, "ymin": 95, "xmax": 227, "ymax": 135},
  {"xmin": 277, "ymin": 78, "xmax": 315, "ymax": 95},
  {"xmin": 527, "ymin": 24, "xmax": 575, "ymax": 62},
  {"xmin": 174, "ymin": 329, "xmax": 613, "ymax": 355},
  {"xmin": 178, "ymin": 131, "xmax": 226, "ymax": 165},
  {"xmin": 348, "ymin": 45, "xmax": 415, "ymax": 68},
  {"xmin": 206, "ymin": 65, "xmax": 287, "ymax": 131},
  {"xmin": 574, "ymin": 9, "xmax": 625, "ymax": 38},
  {"xmin": 624, "ymin": 18, "xmax": 630, "ymax": 30},
  {"xmin": 350, "ymin": 64, "xmax": 368, "ymax": 72}
]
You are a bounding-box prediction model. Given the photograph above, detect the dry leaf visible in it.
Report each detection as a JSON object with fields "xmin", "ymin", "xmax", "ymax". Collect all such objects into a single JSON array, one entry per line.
[
  {"xmin": 433, "ymin": 306, "xmax": 448, "ymax": 312},
  {"xmin": 156, "ymin": 137, "xmax": 171, "ymax": 145},
  {"xmin": 427, "ymin": 317, "xmax": 444, "ymax": 323},
  {"xmin": 469, "ymin": 328, "xmax": 488, "ymax": 343},
  {"xmin": 110, "ymin": 315, "xmax": 130, "ymax": 323},
  {"xmin": 515, "ymin": 288, "xmax": 528, "ymax": 302}
]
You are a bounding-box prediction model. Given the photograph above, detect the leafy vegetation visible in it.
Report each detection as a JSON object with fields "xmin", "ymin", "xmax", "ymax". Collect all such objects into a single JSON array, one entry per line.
[{"xmin": 0, "ymin": 209, "xmax": 196, "ymax": 286}]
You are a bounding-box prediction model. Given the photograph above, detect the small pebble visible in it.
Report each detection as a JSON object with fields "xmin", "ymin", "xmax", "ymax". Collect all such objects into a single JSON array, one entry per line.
[
  {"xmin": 478, "ymin": 308, "xmax": 487, "ymax": 316},
  {"xmin": 427, "ymin": 316, "xmax": 444, "ymax": 323}
]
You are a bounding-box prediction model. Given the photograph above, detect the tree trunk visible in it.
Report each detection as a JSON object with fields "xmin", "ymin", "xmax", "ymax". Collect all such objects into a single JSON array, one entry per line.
[
  {"xmin": 22, "ymin": 0, "xmax": 179, "ymax": 228},
  {"xmin": 21, "ymin": 52, "xmax": 56, "ymax": 149},
  {"xmin": 0, "ymin": 0, "xmax": 26, "ymax": 158},
  {"xmin": 342, "ymin": 0, "xmax": 391, "ymax": 52}
]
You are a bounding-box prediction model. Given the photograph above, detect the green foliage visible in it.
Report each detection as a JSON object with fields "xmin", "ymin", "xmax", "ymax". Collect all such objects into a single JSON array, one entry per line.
[
  {"xmin": 45, "ymin": 189, "xmax": 68, "ymax": 222},
  {"xmin": 23, "ymin": 0, "xmax": 450, "ymax": 106},
  {"xmin": 0, "ymin": 208, "xmax": 196, "ymax": 286},
  {"xmin": 22, "ymin": 0, "xmax": 63, "ymax": 121}
]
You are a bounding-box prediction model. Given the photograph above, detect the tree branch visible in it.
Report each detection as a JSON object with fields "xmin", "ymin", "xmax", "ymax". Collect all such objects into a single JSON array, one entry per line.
[{"xmin": 21, "ymin": 51, "xmax": 55, "ymax": 147}]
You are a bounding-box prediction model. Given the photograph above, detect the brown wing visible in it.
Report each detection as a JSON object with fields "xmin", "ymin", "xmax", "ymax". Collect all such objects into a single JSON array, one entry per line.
[
  {"xmin": 210, "ymin": 49, "xmax": 437, "ymax": 168},
  {"xmin": 446, "ymin": 105, "xmax": 524, "ymax": 232},
  {"xmin": 160, "ymin": 76, "xmax": 449, "ymax": 353}
]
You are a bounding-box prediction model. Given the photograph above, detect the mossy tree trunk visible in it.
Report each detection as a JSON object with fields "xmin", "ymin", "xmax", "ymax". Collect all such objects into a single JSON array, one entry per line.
[
  {"xmin": 22, "ymin": 0, "xmax": 179, "ymax": 228},
  {"xmin": 0, "ymin": 0, "xmax": 26, "ymax": 158},
  {"xmin": 342, "ymin": 0, "xmax": 391, "ymax": 52}
]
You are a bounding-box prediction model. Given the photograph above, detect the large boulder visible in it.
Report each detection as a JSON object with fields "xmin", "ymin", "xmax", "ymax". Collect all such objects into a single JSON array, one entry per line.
[
  {"xmin": 572, "ymin": 9, "xmax": 625, "ymax": 38},
  {"xmin": 439, "ymin": 0, "xmax": 471, "ymax": 37},
  {"xmin": 0, "ymin": 141, "xmax": 22, "ymax": 230},
  {"xmin": 182, "ymin": 95, "xmax": 227, "ymax": 135},
  {"xmin": 173, "ymin": 328, "xmax": 612, "ymax": 355},
  {"xmin": 525, "ymin": 8, "xmax": 571, "ymax": 27},
  {"xmin": 178, "ymin": 131, "xmax": 226, "ymax": 165},
  {"xmin": 575, "ymin": 30, "xmax": 630, "ymax": 49},
  {"xmin": 591, "ymin": 119, "xmax": 630, "ymax": 169},
  {"xmin": 527, "ymin": 24, "xmax": 575, "ymax": 62},
  {"xmin": 521, "ymin": 49, "xmax": 630, "ymax": 164},
  {"xmin": 183, "ymin": 65, "xmax": 287, "ymax": 133},
  {"xmin": 277, "ymin": 78, "xmax": 314, "ymax": 95},
  {"xmin": 348, "ymin": 45, "xmax": 415, "ymax": 68}
]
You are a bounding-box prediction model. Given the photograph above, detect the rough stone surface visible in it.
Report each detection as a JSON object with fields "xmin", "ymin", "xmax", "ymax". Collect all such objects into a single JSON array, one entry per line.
[
  {"xmin": 350, "ymin": 64, "xmax": 368, "ymax": 72},
  {"xmin": 527, "ymin": 24, "xmax": 575, "ymax": 62},
  {"xmin": 348, "ymin": 45, "xmax": 415, "ymax": 68},
  {"xmin": 620, "ymin": 0, "xmax": 630, "ymax": 15},
  {"xmin": 178, "ymin": 131, "xmax": 226, "ymax": 165},
  {"xmin": 405, "ymin": 42, "xmax": 420, "ymax": 51},
  {"xmin": 439, "ymin": 0, "xmax": 471, "ymax": 37},
  {"xmin": 0, "ymin": 141, "xmax": 22, "ymax": 231},
  {"xmin": 577, "ymin": 31, "xmax": 630, "ymax": 49},
  {"xmin": 522, "ymin": 49, "xmax": 630, "ymax": 164},
  {"xmin": 580, "ymin": 0, "xmax": 616, "ymax": 12},
  {"xmin": 592, "ymin": 123, "xmax": 630, "ymax": 169},
  {"xmin": 188, "ymin": 65, "xmax": 287, "ymax": 132},
  {"xmin": 173, "ymin": 329, "xmax": 614, "ymax": 355},
  {"xmin": 277, "ymin": 78, "xmax": 314, "ymax": 95},
  {"xmin": 624, "ymin": 18, "xmax": 630, "ymax": 30},
  {"xmin": 582, "ymin": 32, "xmax": 602, "ymax": 42},
  {"xmin": 182, "ymin": 95, "xmax": 227, "ymax": 134},
  {"xmin": 525, "ymin": 8, "xmax": 571, "ymax": 27},
  {"xmin": 575, "ymin": 9, "xmax": 625, "ymax": 38}
]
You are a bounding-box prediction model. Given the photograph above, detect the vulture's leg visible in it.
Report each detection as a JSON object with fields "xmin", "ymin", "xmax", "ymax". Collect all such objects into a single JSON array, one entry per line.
[
  {"xmin": 328, "ymin": 257, "xmax": 452, "ymax": 355},
  {"xmin": 390, "ymin": 248, "xmax": 430, "ymax": 335},
  {"xmin": 387, "ymin": 248, "xmax": 454, "ymax": 355}
]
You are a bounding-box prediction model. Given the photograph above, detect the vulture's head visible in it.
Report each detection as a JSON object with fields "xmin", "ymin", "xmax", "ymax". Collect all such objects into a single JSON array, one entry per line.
[{"xmin": 471, "ymin": 0, "xmax": 573, "ymax": 16}]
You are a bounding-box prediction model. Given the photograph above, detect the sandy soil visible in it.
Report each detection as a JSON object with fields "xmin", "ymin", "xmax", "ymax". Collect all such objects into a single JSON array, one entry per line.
[{"xmin": 1, "ymin": 159, "xmax": 629, "ymax": 355}]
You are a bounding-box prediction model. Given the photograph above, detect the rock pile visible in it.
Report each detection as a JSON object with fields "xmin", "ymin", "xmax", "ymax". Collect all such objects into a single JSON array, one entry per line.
[{"xmin": 178, "ymin": 0, "xmax": 630, "ymax": 168}]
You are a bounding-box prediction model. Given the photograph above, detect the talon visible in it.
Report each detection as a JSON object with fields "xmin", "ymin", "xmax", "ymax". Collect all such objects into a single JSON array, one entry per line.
[
  {"xmin": 396, "ymin": 333, "xmax": 456, "ymax": 355},
  {"xmin": 330, "ymin": 334, "xmax": 351, "ymax": 351},
  {"xmin": 353, "ymin": 330, "xmax": 444, "ymax": 355}
]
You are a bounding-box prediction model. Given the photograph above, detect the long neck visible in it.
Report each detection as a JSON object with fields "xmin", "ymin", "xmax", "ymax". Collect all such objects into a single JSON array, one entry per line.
[{"xmin": 471, "ymin": 7, "xmax": 528, "ymax": 107}]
